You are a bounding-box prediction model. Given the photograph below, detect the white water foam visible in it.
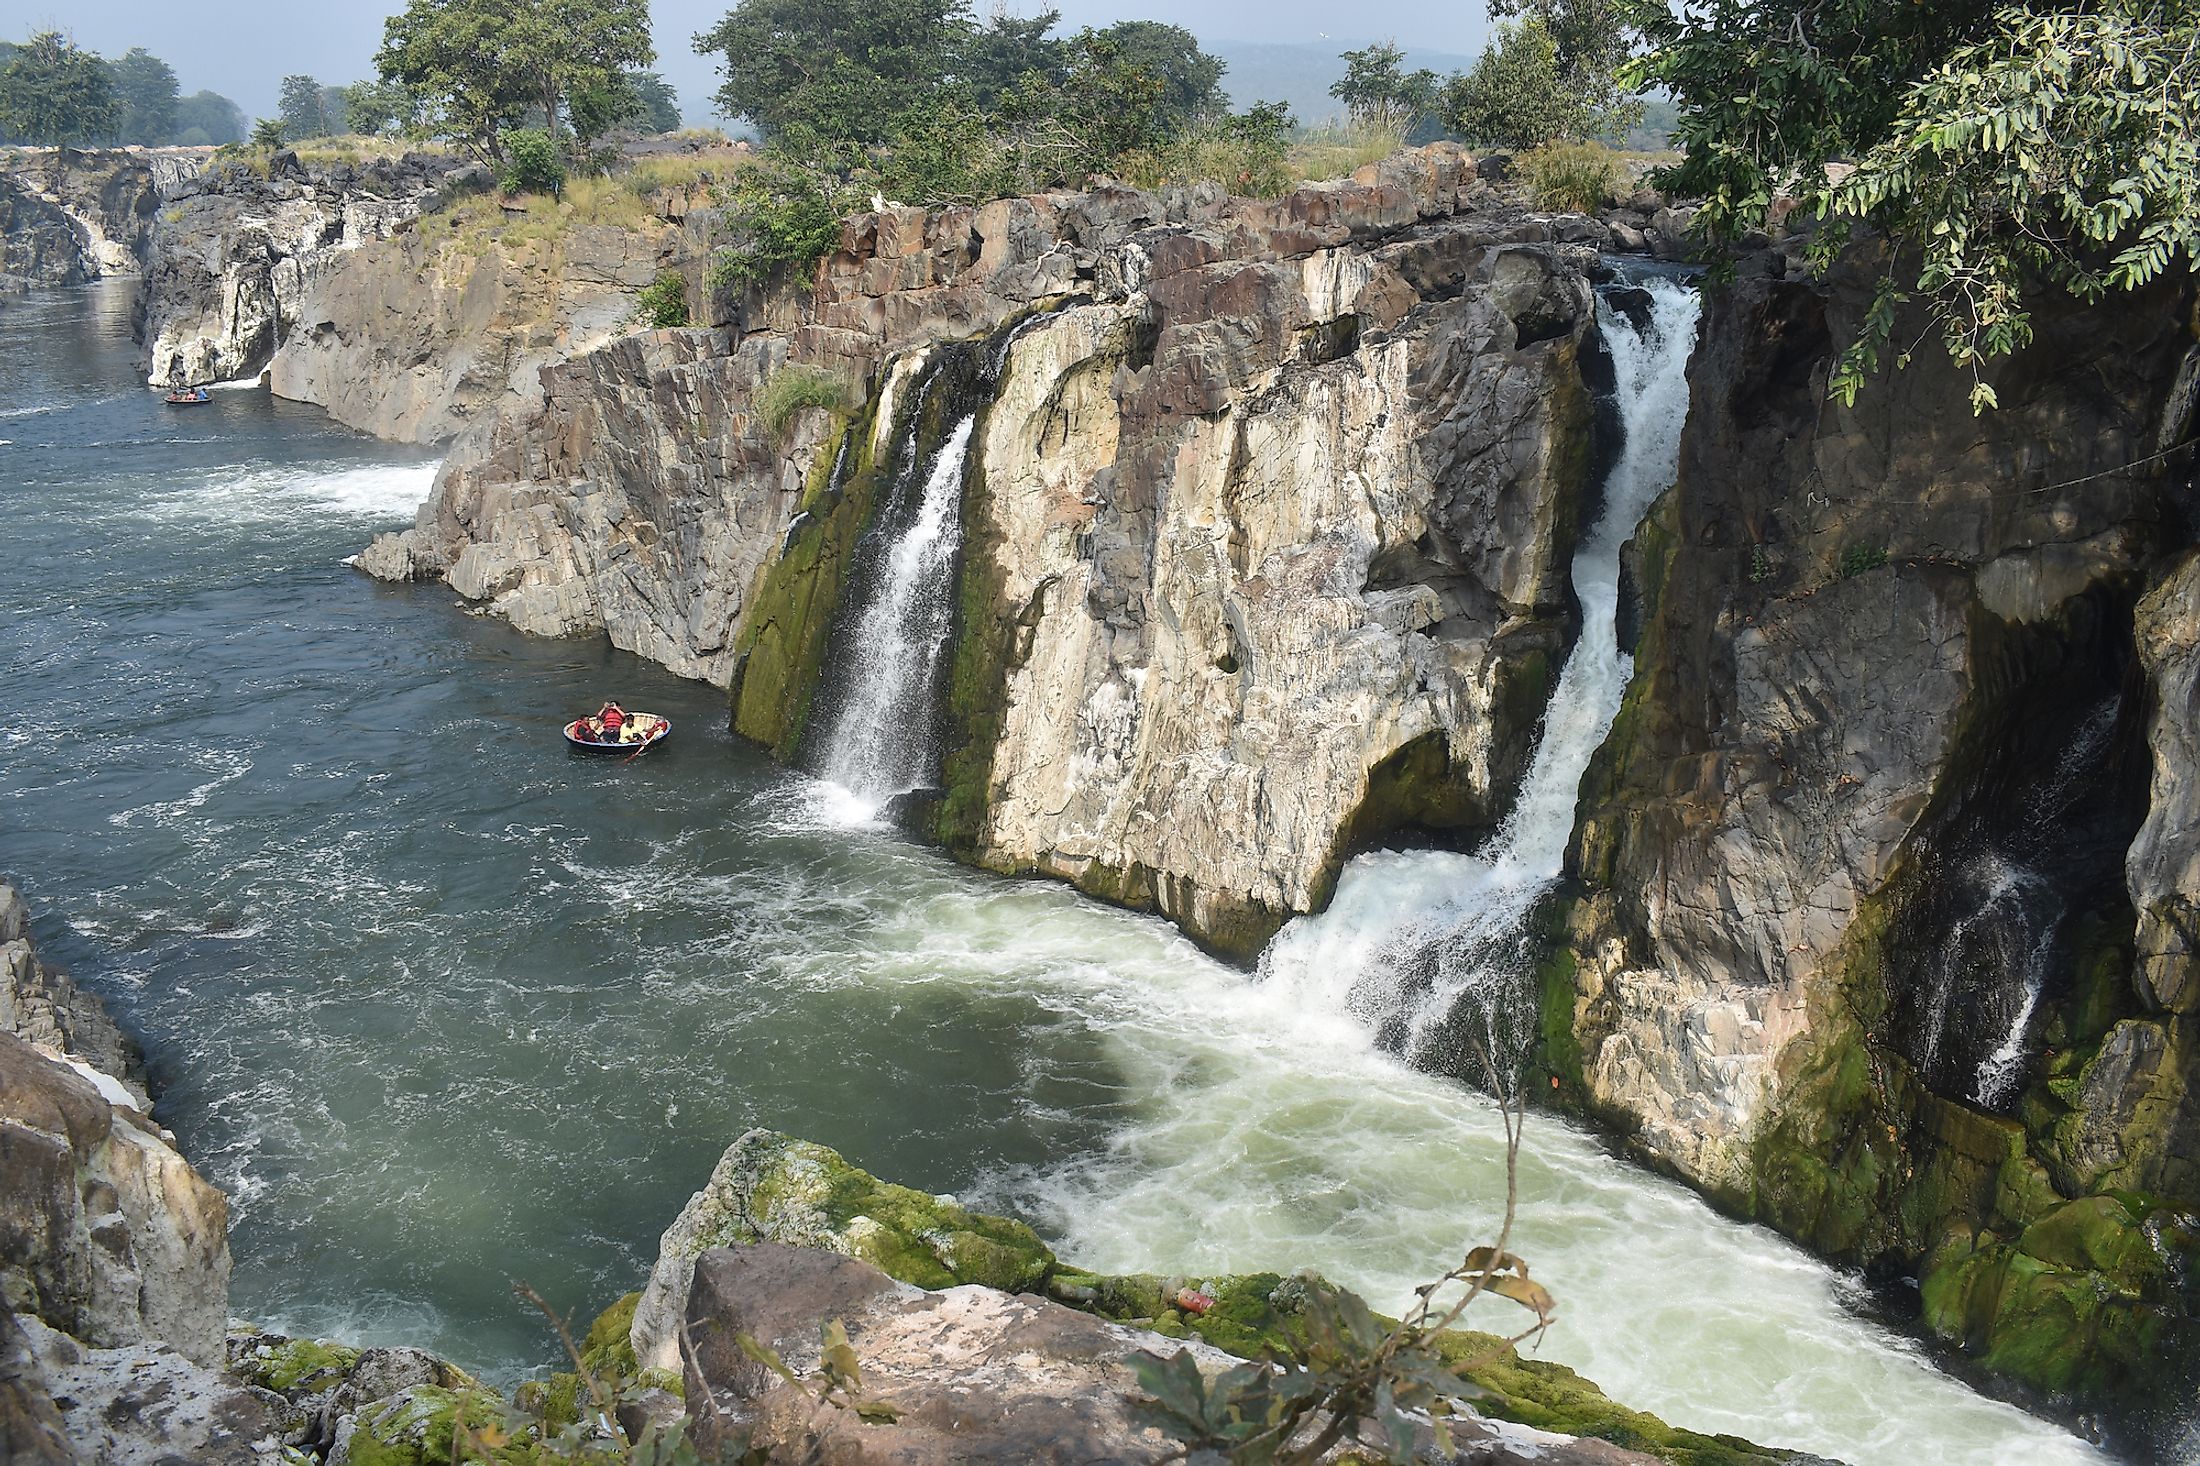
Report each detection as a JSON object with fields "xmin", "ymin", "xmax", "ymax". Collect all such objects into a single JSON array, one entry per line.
[
  {"xmin": 1261, "ymin": 280, "xmax": 1699, "ymax": 1063},
  {"xmin": 144, "ymin": 459, "xmax": 442, "ymax": 527},
  {"xmin": 817, "ymin": 414, "xmax": 976, "ymax": 817}
]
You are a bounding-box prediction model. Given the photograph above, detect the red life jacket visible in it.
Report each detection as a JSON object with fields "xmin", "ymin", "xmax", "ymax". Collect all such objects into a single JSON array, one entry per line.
[{"xmin": 602, "ymin": 706, "xmax": 626, "ymax": 730}]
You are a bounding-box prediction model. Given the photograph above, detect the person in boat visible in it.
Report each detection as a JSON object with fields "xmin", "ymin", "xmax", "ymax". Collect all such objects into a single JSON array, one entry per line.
[
  {"xmin": 570, "ymin": 718, "xmax": 598, "ymax": 743},
  {"xmin": 194, "ymin": 387, "xmax": 209, "ymax": 401},
  {"xmin": 597, "ymin": 702, "xmax": 627, "ymax": 740}
]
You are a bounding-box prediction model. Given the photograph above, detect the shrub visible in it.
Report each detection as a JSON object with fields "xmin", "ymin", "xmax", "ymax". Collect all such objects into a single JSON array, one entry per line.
[
  {"xmin": 1522, "ymin": 141, "xmax": 1620, "ymax": 214},
  {"xmin": 250, "ymin": 117, "xmax": 284, "ymax": 149},
  {"xmin": 1118, "ymin": 102, "xmax": 1296, "ymax": 198},
  {"xmin": 757, "ymin": 364, "xmax": 854, "ymax": 439},
  {"xmin": 1839, "ymin": 544, "xmax": 1890, "ymax": 578},
  {"xmin": 635, "ymin": 270, "xmax": 689, "ymax": 328},
  {"xmin": 500, "ymin": 128, "xmax": 567, "ymax": 197}
]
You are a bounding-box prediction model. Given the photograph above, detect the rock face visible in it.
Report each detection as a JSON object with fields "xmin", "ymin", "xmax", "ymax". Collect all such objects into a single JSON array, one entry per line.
[
  {"xmin": 1551, "ymin": 245, "xmax": 2200, "ymax": 1429},
  {"xmin": 0, "ymin": 148, "xmax": 178, "ymax": 290},
  {"xmin": 0, "ymin": 883, "xmax": 142, "ymax": 1100},
  {"xmin": 139, "ymin": 150, "xmax": 471, "ymax": 388},
  {"xmin": 369, "ymin": 147, "xmax": 1607, "ymax": 950},
  {"xmin": 268, "ymin": 208, "xmax": 682, "ymax": 444}
]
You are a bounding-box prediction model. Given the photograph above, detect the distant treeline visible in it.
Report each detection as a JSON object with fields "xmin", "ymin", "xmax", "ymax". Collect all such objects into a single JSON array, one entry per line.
[{"xmin": 0, "ymin": 34, "xmax": 245, "ymax": 147}]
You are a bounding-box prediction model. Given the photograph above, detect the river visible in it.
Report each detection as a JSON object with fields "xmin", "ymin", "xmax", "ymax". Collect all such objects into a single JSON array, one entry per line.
[{"xmin": 0, "ymin": 279, "xmax": 2111, "ymax": 1465}]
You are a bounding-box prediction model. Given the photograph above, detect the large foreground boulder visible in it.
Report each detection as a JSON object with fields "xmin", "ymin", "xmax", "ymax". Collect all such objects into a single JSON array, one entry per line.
[{"xmin": 681, "ymin": 1241, "xmax": 1663, "ymax": 1466}]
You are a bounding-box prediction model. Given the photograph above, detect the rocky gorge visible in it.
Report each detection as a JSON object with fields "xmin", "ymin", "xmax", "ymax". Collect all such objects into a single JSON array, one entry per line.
[
  {"xmin": 349, "ymin": 143, "xmax": 2198, "ymax": 1450},
  {"xmin": 5, "ymin": 128, "xmax": 2197, "ymax": 1461}
]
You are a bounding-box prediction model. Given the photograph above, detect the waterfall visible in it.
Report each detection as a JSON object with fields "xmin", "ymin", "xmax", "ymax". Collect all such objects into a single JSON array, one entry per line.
[
  {"xmin": 814, "ymin": 306, "xmax": 1075, "ymax": 819},
  {"xmin": 1260, "ymin": 277, "xmax": 1702, "ymax": 1083},
  {"xmin": 817, "ymin": 407, "xmax": 977, "ymax": 815},
  {"xmin": 1909, "ymin": 696, "xmax": 2123, "ymax": 1109}
]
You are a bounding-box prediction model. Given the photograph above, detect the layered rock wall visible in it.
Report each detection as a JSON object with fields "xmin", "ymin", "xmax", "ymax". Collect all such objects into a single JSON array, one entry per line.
[
  {"xmin": 367, "ymin": 148, "xmax": 1607, "ymax": 950},
  {"xmin": 0, "ymin": 148, "xmax": 182, "ymax": 290},
  {"xmin": 138, "ymin": 151, "xmax": 473, "ymax": 388},
  {"xmin": 1550, "ymin": 247, "xmax": 2200, "ymax": 1426},
  {"xmin": 268, "ymin": 210, "xmax": 683, "ymax": 444}
]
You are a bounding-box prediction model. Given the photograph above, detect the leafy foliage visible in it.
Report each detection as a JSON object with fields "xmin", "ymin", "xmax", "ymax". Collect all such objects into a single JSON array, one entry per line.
[
  {"xmin": 500, "ymin": 127, "xmax": 568, "ymax": 195},
  {"xmin": 1444, "ymin": 18, "xmax": 1590, "ymax": 151},
  {"xmin": 708, "ymin": 137, "xmax": 863, "ymax": 291},
  {"xmin": 1819, "ymin": 0, "xmax": 2200, "ymax": 411},
  {"xmin": 176, "ymin": 89, "xmax": 247, "ymax": 146},
  {"xmin": 0, "ymin": 31, "xmax": 118, "ymax": 145},
  {"xmin": 250, "ymin": 117, "xmax": 285, "ymax": 149},
  {"xmin": 1118, "ymin": 102, "xmax": 1297, "ymax": 198},
  {"xmin": 1522, "ymin": 141, "xmax": 1622, "ymax": 214},
  {"xmin": 1330, "ymin": 42, "xmax": 1441, "ymax": 138},
  {"xmin": 1627, "ymin": 0, "xmax": 2198, "ymax": 408},
  {"xmin": 635, "ymin": 270, "xmax": 690, "ymax": 328},
  {"xmin": 376, "ymin": 0, "xmax": 654, "ymax": 162},
  {"xmin": 695, "ymin": 0, "xmax": 969, "ymax": 147},
  {"xmin": 279, "ymin": 74, "xmax": 332, "ymax": 140},
  {"xmin": 106, "ymin": 48, "xmax": 177, "ymax": 143},
  {"xmin": 344, "ymin": 79, "xmax": 420, "ymax": 137}
]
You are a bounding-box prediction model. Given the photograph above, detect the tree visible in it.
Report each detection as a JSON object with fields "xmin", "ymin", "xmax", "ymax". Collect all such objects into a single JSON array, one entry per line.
[
  {"xmin": 1628, "ymin": 0, "xmax": 2200, "ymax": 409},
  {"xmin": 251, "ymin": 117, "xmax": 285, "ymax": 148},
  {"xmin": 1491, "ymin": 0, "xmax": 1641, "ymax": 137},
  {"xmin": 628, "ymin": 70, "xmax": 682, "ymax": 133},
  {"xmin": 0, "ymin": 31, "xmax": 119, "ymax": 145},
  {"xmin": 694, "ymin": 0, "xmax": 968, "ymax": 146},
  {"xmin": 1329, "ymin": 41, "xmax": 1441, "ymax": 137},
  {"xmin": 174, "ymin": 89, "xmax": 246, "ymax": 145},
  {"xmin": 344, "ymin": 79, "xmax": 415, "ymax": 136},
  {"xmin": 107, "ymin": 47, "xmax": 178, "ymax": 143},
  {"xmin": 961, "ymin": 8, "xmax": 1069, "ymax": 110},
  {"xmin": 278, "ymin": 74, "xmax": 330, "ymax": 139},
  {"xmin": 377, "ymin": 0, "xmax": 654, "ymax": 161},
  {"xmin": 1442, "ymin": 17, "xmax": 1586, "ymax": 150},
  {"xmin": 1080, "ymin": 20, "xmax": 1225, "ymax": 133}
]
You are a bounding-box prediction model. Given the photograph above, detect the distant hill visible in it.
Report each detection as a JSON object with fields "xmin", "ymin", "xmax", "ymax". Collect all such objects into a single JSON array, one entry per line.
[{"xmin": 1208, "ymin": 38, "xmax": 1488, "ymax": 130}]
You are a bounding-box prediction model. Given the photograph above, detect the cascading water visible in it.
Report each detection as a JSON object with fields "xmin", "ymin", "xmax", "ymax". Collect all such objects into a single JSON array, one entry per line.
[
  {"xmin": 1261, "ymin": 276, "xmax": 1700, "ymax": 1079},
  {"xmin": 817, "ymin": 409, "xmax": 978, "ymax": 810},
  {"xmin": 815, "ymin": 308, "xmax": 1073, "ymax": 819},
  {"xmin": 1907, "ymin": 696, "xmax": 2124, "ymax": 1109}
]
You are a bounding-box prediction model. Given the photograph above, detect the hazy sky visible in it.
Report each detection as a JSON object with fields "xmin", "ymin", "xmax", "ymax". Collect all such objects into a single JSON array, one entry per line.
[{"xmin": 13, "ymin": 1, "xmax": 1493, "ymax": 124}]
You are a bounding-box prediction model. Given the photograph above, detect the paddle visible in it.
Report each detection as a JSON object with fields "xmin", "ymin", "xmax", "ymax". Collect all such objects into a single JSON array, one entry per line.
[{"xmin": 619, "ymin": 720, "xmax": 659, "ymax": 765}]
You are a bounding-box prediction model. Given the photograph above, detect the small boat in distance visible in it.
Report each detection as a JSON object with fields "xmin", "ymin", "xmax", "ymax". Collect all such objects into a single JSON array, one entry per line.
[
  {"xmin": 564, "ymin": 711, "xmax": 669, "ymax": 754},
  {"xmin": 164, "ymin": 387, "xmax": 211, "ymax": 405}
]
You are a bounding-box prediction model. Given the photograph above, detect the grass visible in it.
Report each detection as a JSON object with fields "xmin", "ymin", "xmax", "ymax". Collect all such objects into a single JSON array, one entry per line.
[
  {"xmin": 1287, "ymin": 121, "xmax": 1406, "ymax": 184},
  {"xmin": 1521, "ymin": 141, "xmax": 1624, "ymax": 214},
  {"xmin": 757, "ymin": 364, "xmax": 855, "ymax": 439}
]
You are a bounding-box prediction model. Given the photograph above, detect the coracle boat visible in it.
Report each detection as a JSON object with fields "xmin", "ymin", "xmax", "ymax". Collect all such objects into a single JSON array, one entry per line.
[
  {"xmin": 164, "ymin": 389, "xmax": 210, "ymax": 406},
  {"xmin": 564, "ymin": 713, "xmax": 670, "ymax": 754}
]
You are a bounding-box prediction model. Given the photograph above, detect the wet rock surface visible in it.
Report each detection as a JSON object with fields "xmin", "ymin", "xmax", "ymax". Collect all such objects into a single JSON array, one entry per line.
[{"xmin": 1554, "ymin": 248, "xmax": 2200, "ymax": 1430}]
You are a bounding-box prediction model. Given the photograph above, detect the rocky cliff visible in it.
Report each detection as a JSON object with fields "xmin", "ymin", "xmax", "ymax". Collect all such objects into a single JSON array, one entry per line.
[
  {"xmin": 138, "ymin": 150, "xmax": 474, "ymax": 388},
  {"xmin": 0, "ymin": 147, "xmax": 190, "ymax": 290},
  {"xmin": 364, "ymin": 147, "xmax": 1611, "ymax": 953},
  {"xmin": 267, "ymin": 201, "xmax": 683, "ymax": 444},
  {"xmin": 1547, "ymin": 245, "xmax": 2200, "ymax": 1441}
]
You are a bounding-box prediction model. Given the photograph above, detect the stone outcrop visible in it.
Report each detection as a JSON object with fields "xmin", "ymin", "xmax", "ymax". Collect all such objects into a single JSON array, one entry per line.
[
  {"xmin": 366, "ymin": 147, "xmax": 1608, "ymax": 950},
  {"xmin": 0, "ymin": 883, "xmax": 141, "ymax": 1101},
  {"xmin": 639, "ymin": 1131, "xmax": 1805, "ymax": 1465},
  {"xmin": 269, "ymin": 208, "xmax": 683, "ymax": 444},
  {"xmin": 680, "ymin": 1243, "xmax": 1667, "ymax": 1466},
  {"xmin": 1548, "ymin": 243, "xmax": 2200, "ymax": 1432},
  {"xmin": 0, "ymin": 148, "xmax": 182, "ymax": 290},
  {"xmin": 139, "ymin": 150, "xmax": 475, "ymax": 388}
]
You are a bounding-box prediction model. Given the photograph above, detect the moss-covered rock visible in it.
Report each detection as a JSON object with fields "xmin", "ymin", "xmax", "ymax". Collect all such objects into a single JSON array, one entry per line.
[
  {"xmin": 334, "ymin": 1384, "xmax": 514, "ymax": 1466},
  {"xmin": 235, "ymin": 1335, "xmax": 363, "ymax": 1394},
  {"xmin": 670, "ymin": 1130, "xmax": 1056, "ymax": 1293}
]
